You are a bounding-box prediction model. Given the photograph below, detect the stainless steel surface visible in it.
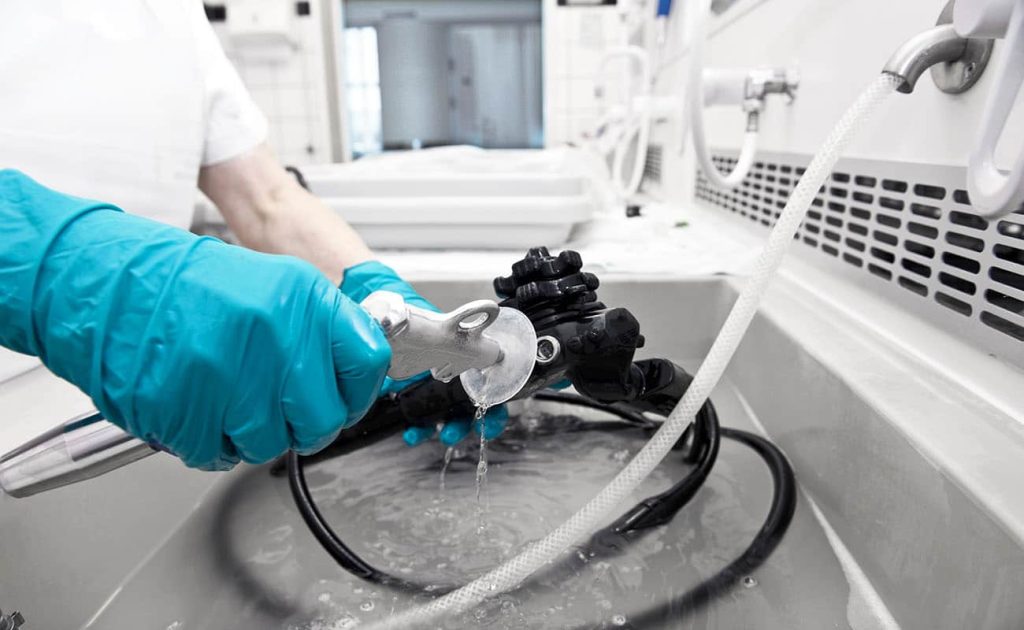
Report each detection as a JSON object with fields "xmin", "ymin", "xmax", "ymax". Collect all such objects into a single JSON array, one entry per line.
[
  {"xmin": 0, "ymin": 412, "xmax": 155, "ymax": 498},
  {"xmin": 882, "ymin": 23, "xmax": 978, "ymax": 94},
  {"xmin": 4, "ymin": 277, "xmax": 1024, "ymax": 628},
  {"xmin": 360, "ymin": 291, "xmax": 504, "ymax": 382},
  {"xmin": 56, "ymin": 280, "xmax": 1024, "ymax": 630}
]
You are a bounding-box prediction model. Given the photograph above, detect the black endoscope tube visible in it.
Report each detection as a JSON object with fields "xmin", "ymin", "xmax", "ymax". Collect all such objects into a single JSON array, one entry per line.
[
  {"xmin": 530, "ymin": 390, "xmax": 658, "ymax": 429},
  {"xmin": 287, "ymin": 392, "xmax": 797, "ymax": 626},
  {"xmin": 577, "ymin": 425, "xmax": 797, "ymax": 629},
  {"xmin": 286, "ymin": 449, "xmax": 457, "ymax": 594},
  {"xmin": 286, "ymin": 389, "xmax": 722, "ymax": 591}
]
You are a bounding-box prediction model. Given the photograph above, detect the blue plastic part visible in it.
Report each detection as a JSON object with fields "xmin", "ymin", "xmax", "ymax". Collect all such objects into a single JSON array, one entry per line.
[
  {"xmin": 657, "ymin": 0, "xmax": 672, "ymax": 17},
  {"xmin": 0, "ymin": 170, "xmax": 392, "ymax": 470}
]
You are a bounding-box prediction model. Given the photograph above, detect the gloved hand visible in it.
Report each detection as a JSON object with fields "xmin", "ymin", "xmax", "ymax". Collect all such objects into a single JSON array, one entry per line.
[
  {"xmin": 340, "ymin": 260, "xmax": 510, "ymax": 447},
  {"xmin": 0, "ymin": 170, "xmax": 391, "ymax": 470},
  {"xmin": 401, "ymin": 406, "xmax": 510, "ymax": 447}
]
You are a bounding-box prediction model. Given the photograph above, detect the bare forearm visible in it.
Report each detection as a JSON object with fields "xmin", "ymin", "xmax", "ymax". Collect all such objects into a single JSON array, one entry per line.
[{"xmin": 198, "ymin": 144, "xmax": 372, "ymax": 285}]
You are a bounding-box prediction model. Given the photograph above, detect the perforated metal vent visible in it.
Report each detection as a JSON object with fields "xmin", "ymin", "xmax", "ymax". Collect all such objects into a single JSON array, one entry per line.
[
  {"xmin": 644, "ymin": 143, "xmax": 664, "ymax": 186},
  {"xmin": 695, "ymin": 152, "xmax": 1024, "ymax": 366}
]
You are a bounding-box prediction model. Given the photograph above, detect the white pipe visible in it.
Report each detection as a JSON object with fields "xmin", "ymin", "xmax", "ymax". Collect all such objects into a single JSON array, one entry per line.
[
  {"xmin": 686, "ymin": 0, "xmax": 759, "ymax": 189},
  {"xmin": 596, "ymin": 46, "xmax": 655, "ymax": 200},
  {"xmin": 610, "ymin": 106, "xmax": 653, "ymax": 198},
  {"xmin": 595, "ymin": 46, "xmax": 651, "ymax": 119}
]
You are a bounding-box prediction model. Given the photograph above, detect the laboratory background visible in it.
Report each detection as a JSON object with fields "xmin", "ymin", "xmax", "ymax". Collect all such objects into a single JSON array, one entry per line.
[{"xmin": 2, "ymin": 0, "xmax": 1024, "ymax": 628}]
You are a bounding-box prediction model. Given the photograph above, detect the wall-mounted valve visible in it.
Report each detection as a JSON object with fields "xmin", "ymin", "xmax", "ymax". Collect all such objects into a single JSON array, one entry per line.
[
  {"xmin": 745, "ymin": 68, "xmax": 800, "ymax": 109},
  {"xmin": 692, "ymin": 66, "xmax": 799, "ymax": 185}
]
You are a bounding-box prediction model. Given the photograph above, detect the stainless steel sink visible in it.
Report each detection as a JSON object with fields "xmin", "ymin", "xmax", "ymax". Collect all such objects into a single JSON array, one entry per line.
[{"xmin": 3, "ymin": 273, "xmax": 1022, "ymax": 629}]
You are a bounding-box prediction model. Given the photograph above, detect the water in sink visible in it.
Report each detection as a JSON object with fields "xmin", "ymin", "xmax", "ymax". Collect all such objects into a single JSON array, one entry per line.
[{"xmin": 85, "ymin": 377, "xmax": 870, "ymax": 630}]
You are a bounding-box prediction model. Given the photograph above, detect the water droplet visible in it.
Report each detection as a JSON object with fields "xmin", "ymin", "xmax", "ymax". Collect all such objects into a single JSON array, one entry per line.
[
  {"xmin": 359, "ymin": 601, "xmax": 375, "ymax": 612},
  {"xmin": 742, "ymin": 575, "xmax": 758, "ymax": 588},
  {"xmin": 612, "ymin": 614, "xmax": 628, "ymax": 626}
]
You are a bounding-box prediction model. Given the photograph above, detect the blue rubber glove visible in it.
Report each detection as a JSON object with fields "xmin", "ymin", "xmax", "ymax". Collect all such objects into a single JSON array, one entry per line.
[
  {"xmin": 0, "ymin": 170, "xmax": 391, "ymax": 470},
  {"xmin": 340, "ymin": 260, "xmax": 510, "ymax": 447},
  {"xmin": 401, "ymin": 406, "xmax": 510, "ymax": 447}
]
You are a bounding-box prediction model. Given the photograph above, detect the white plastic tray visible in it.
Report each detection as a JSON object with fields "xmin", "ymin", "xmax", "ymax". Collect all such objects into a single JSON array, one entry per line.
[{"xmin": 301, "ymin": 149, "xmax": 603, "ymax": 250}]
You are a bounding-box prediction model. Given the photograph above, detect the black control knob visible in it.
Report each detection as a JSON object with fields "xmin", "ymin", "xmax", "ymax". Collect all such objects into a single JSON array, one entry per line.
[{"xmin": 494, "ymin": 247, "xmax": 603, "ymax": 327}]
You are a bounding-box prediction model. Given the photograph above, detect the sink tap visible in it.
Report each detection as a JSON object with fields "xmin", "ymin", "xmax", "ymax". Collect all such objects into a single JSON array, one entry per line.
[
  {"xmin": 883, "ymin": 24, "xmax": 971, "ymax": 93},
  {"xmin": 744, "ymin": 67, "xmax": 800, "ymax": 110},
  {"xmin": 882, "ymin": 1, "xmax": 995, "ymax": 94}
]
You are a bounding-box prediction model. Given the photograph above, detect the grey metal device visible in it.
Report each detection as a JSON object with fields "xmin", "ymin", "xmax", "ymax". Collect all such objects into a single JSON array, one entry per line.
[
  {"xmin": 882, "ymin": 0, "xmax": 994, "ymax": 94},
  {"xmin": 358, "ymin": 291, "xmax": 504, "ymax": 382},
  {"xmin": 0, "ymin": 294, "xmax": 532, "ymax": 498},
  {"xmin": 0, "ymin": 411, "xmax": 153, "ymax": 498}
]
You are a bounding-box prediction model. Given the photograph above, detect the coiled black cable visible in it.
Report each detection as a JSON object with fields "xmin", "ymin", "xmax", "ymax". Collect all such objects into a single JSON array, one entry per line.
[
  {"xmin": 576, "ymin": 425, "xmax": 797, "ymax": 629},
  {"xmin": 287, "ymin": 393, "xmax": 718, "ymax": 591},
  {"xmin": 287, "ymin": 448, "xmax": 456, "ymax": 593},
  {"xmin": 286, "ymin": 391, "xmax": 794, "ymax": 625}
]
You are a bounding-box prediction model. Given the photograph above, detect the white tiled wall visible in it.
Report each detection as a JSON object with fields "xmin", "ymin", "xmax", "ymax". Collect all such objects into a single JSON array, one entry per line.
[
  {"xmin": 208, "ymin": 1, "xmax": 335, "ymax": 166},
  {"xmin": 543, "ymin": 1, "xmax": 633, "ymax": 147}
]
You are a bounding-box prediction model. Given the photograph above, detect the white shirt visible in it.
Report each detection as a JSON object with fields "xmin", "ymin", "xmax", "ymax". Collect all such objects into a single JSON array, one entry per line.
[
  {"xmin": 0, "ymin": 0, "xmax": 268, "ymax": 228},
  {"xmin": 0, "ymin": 0, "xmax": 268, "ymax": 395}
]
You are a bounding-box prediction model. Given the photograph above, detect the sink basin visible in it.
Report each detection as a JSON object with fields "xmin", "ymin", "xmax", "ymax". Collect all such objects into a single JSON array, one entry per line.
[{"xmin": 3, "ymin": 272, "xmax": 1023, "ymax": 629}]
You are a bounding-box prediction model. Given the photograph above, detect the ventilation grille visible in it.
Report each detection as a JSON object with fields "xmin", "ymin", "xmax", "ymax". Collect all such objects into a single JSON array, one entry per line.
[
  {"xmin": 644, "ymin": 143, "xmax": 664, "ymax": 186},
  {"xmin": 695, "ymin": 152, "xmax": 1024, "ymax": 365}
]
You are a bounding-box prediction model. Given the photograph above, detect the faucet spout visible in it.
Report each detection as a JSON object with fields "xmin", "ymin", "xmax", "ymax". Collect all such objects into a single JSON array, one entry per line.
[{"xmin": 883, "ymin": 24, "xmax": 970, "ymax": 93}]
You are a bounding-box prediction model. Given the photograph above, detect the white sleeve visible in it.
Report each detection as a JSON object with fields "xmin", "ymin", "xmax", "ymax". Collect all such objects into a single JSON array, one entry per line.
[{"xmin": 190, "ymin": 2, "xmax": 269, "ymax": 166}]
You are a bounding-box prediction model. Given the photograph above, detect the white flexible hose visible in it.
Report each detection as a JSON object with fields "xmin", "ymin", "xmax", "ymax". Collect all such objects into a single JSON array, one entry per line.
[
  {"xmin": 369, "ymin": 73, "xmax": 901, "ymax": 630},
  {"xmin": 611, "ymin": 107, "xmax": 653, "ymax": 199},
  {"xmin": 687, "ymin": 0, "xmax": 759, "ymax": 190},
  {"xmin": 597, "ymin": 46, "xmax": 654, "ymax": 200}
]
